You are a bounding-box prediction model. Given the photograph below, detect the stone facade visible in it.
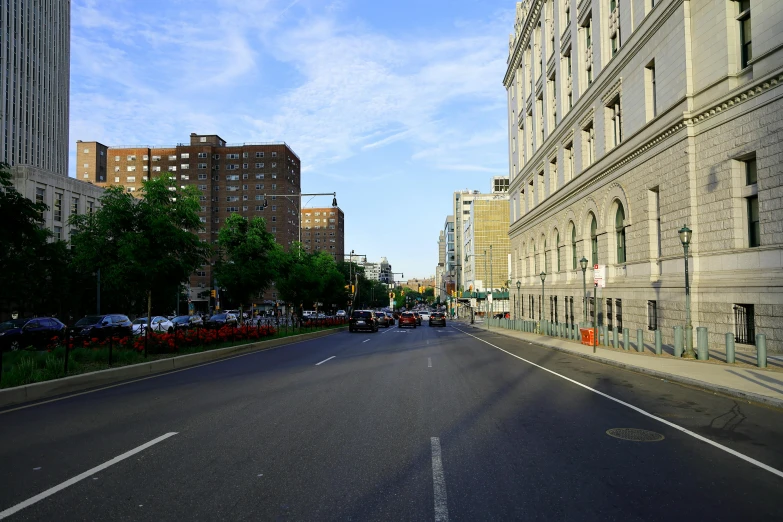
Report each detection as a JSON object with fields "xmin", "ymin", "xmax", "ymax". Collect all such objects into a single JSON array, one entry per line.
[{"xmin": 504, "ymin": 0, "xmax": 783, "ymax": 352}]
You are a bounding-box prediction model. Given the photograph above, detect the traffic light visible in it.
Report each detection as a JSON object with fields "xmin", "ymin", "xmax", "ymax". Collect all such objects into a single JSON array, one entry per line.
[
  {"xmin": 350, "ymin": 285, "xmax": 355, "ymax": 293},
  {"xmin": 210, "ymin": 289, "xmax": 216, "ymax": 298}
]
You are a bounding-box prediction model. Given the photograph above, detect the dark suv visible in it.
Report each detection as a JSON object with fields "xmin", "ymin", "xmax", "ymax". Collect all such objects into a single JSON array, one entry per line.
[
  {"xmin": 349, "ymin": 310, "xmax": 378, "ymax": 333},
  {"xmin": 0, "ymin": 317, "xmax": 66, "ymax": 351},
  {"xmin": 429, "ymin": 312, "xmax": 446, "ymax": 327},
  {"xmin": 73, "ymin": 314, "xmax": 133, "ymax": 341}
]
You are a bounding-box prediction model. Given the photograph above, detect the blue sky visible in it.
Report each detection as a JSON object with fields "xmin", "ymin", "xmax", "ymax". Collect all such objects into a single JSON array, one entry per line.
[{"xmin": 69, "ymin": 0, "xmax": 515, "ymax": 280}]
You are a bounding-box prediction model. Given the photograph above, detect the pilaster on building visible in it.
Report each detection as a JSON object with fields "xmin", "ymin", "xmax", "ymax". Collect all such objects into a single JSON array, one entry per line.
[{"xmin": 504, "ymin": 0, "xmax": 783, "ymax": 352}]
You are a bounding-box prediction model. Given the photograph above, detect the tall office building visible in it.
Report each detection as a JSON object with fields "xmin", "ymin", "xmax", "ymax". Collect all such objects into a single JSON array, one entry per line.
[
  {"xmin": 76, "ymin": 133, "xmax": 302, "ymax": 307},
  {"xmin": 1, "ymin": 0, "xmax": 70, "ymax": 175},
  {"xmin": 462, "ymin": 195, "xmax": 511, "ymax": 293},
  {"xmin": 505, "ymin": 0, "xmax": 783, "ymax": 351},
  {"xmin": 301, "ymin": 206, "xmax": 345, "ymax": 261}
]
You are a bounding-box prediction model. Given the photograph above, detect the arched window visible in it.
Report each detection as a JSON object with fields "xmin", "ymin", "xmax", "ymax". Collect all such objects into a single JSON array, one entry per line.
[
  {"xmin": 616, "ymin": 203, "xmax": 626, "ymax": 263},
  {"xmin": 590, "ymin": 214, "xmax": 598, "ymax": 265},
  {"xmin": 555, "ymin": 230, "xmax": 561, "ymax": 271},
  {"xmin": 571, "ymin": 225, "xmax": 577, "ymax": 269}
]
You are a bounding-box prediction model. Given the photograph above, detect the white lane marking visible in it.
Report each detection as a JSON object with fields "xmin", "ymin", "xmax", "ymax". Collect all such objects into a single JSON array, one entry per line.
[
  {"xmin": 1, "ymin": 331, "xmax": 345, "ymax": 415},
  {"xmin": 452, "ymin": 326, "xmax": 783, "ymax": 480},
  {"xmin": 428, "ymin": 357, "xmax": 432, "ymax": 368},
  {"xmin": 362, "ymin": 339, "xmax": 371, "ymax": 343},
  {"xmin": 0, "ymin": 432, "xmax": 178, "ymax": 519},
  {"xmin": 430, "ymin": 437, "xmax": 449, "ymax": 522},
  {"xmin": 315, "ymin": 356, "xmax": 336, "ymax": 366},
  {"xmin": 381, "ymin": 326, "xmax": 397, "ymax": 334}
]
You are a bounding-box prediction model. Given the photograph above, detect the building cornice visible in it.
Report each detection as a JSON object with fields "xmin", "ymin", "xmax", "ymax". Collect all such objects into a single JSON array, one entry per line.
[{"xmin": 504, "ymin": 0, "xmax": 545, "ymax": 87}]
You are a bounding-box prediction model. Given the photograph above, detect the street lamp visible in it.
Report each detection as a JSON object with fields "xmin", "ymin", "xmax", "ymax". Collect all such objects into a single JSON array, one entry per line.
[
  {"xmin": 516, "ymin": 280, "xmax": 521, "ymax": 320},
  {"xmin": 579, "ymin": 257, "xmax": 589, "ymax": 324},
  {"xmin": 539, "ymin": 272, "xmax": 546, "ymax": 326},
  {"xmin": 679, "ymin": 224, "xmax": 695, "ymax": 359},
  {"xmin": 265, "ymin": 191, "xmax": 338, "ymax": 247},
  {"xmin": 465, "ymin": 250, "xmax": 490, "ymax": 329}
]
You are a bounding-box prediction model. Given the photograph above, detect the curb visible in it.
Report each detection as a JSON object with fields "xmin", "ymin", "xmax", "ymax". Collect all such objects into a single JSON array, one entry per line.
[
  {"xmin": 0, "ymin": 326, "xmax": 347, "ymax": 410},
  {"xmin": 463, "ymin": 323, "xmax": 783, "ymax": 410}
]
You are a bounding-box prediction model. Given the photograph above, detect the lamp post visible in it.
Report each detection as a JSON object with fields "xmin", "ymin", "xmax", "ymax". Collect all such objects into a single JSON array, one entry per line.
[
  {"xmin": 465, "ymin": 250, "xmax": 490, "ymax": 329},
  {"xmin": 516, "ymin": 280, "xmax": 521, "ymax": 320},
  {"xmin": 539, "ymin": 272, "xmax": 546, "ymax": 328},
  {"xmin": 579, "ymin": 257, "xmax": 589, "ymax": 325},
  {"xmin": 679, "ymin": 224, "xmax": 695, "ymax": 359}
]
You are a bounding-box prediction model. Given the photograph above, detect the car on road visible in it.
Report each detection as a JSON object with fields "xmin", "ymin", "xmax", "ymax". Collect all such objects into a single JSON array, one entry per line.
[
  {"xmin": 385, "ymin": 312, "xmax": 395, "ymax": 325},
  {"xmin": 132, "ymin": 316, "xmax": 175, "ymax": 335},
  {"xmin": 375, "ymin": 312, "xmax": 390, "ymax": 328},
  {"xmin": 204, "ymin": 313, "xmax": 239, "ymax": 329},
  {"xmin": 0, "ymin": 317, "xmax": 66, "ymax": 351},
  {"xmin": 336, "ymin": 310, "xmax": 347, "ymax": 318},
  {"xmin": 398, "ymin": 312, "xmax": 417, "ymax": 328},
  {"xmin": 171, "ymin": 315, "xmax": 204, "ymax": 330},
  {"xmin": 419, "ymin": 311, "xmax": 431, "ymax": 322},
  {"xmin": 413, "ymin": 311, "xmax": 422, "ymax": 325},
  {"xmin": 349, "ymin": 310, "xmax": 378, "ymax": 332},
  {"xmin": 429, "ymin": 312, "xmax": 446, "ymax": 327},
  {"xmin": 72, "ymin": 314, "xmax": 133, "ymax": 341}
]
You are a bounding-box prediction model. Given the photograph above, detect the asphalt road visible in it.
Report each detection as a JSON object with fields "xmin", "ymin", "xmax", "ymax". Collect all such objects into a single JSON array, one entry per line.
[{"xmin": 1, "ymin": 320, "xmax": 782, "ymax": 520}]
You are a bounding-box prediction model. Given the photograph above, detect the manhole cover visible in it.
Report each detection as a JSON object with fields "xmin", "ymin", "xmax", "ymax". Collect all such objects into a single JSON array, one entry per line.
[{"xmin": 606, "ymin": 428, "xmax": 665, "ymax": 442}]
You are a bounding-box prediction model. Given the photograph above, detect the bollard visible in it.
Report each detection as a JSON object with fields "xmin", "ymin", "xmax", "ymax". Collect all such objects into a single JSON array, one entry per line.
[
  {"xmin": 655, "ymin": 330, "xmax": 662, "ymax": 355},
  {"xmin": 756, "ymin": 333, "xmax": 767, "ymax": 368},
  {"xmin": 637, "ymin": 329, "xmax": 644, "ymax": 353},
  {"xmin": 697, "ymin": 326, "xmax": 709, "ymax": 360},
  {"xmin": 725, "ymin": 333, "xmax": 735, "ymax": 364},
  {"xmin": 674, "ymin": 326, "xmax": 684, "ymax": 357},
  {"xmin": 623, "ymin": 328, "xmax": 630, "ymax": 351},
  {"xmin": 613, "ymin": 326, "xmax": 619, "ymax": 350}
]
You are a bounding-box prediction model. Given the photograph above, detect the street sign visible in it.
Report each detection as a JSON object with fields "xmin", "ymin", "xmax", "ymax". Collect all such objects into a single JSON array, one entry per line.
[{"xmin": 594, "ymin": 264, "xmax": 606, "ymax": 288}]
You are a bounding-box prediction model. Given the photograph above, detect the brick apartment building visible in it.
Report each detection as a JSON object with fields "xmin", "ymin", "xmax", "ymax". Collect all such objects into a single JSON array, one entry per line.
[
  {"xmin": 300, "ymin": 207, "xmax": 345, "ymax": 262},
  {"xmin": 76, "ymin": 133, "xmax": 302, "ymax": 308}
]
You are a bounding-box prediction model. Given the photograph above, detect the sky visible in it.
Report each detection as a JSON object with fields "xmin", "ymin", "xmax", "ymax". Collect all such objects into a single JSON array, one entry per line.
[{"xmin": 69, "ymin": 0, "xmax": 516, "ymax": 280}]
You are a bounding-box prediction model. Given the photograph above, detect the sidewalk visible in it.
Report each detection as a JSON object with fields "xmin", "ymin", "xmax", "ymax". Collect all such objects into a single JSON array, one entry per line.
[{"xmin": 455, "ymin": 321, "xmax": 783, "ymax": 409}]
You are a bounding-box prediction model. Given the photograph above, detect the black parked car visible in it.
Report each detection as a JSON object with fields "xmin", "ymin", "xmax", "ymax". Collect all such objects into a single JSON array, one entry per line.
[
  {"xmin": 72, "ymin": 314, "xmax": 133, "ymax": 341},
  {"xmin": 171, "ymin": 315, "xmax": 204, "ymax": 330},
  {"xmin": 349, "ymin": 310, "xmax": 378, "ymax": 333},
  {"xmin": 0, "ymin": 317, "xmax": 66, "ymax": 351},
  {"xmin": 204, "ymin": 313, "xmax": 238, "ymax": 329}
]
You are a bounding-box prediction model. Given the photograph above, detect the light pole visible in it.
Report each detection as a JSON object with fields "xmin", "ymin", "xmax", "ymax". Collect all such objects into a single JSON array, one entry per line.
[
  {"xmin": 516, "ymin": 280, "xmax": 521, "ymax": 320},
  {"xmin": 679, "ymin": 224, "xmax": 695, "ymax": 359},
  {"xmin": 263, "ymin": 192, "xmax": 337, "ymax": 248},
  {"xmin": 540, "ymin": 272, "xmax": 546, "ymax": 327},
  {"xmin": 580, "ymin": 257, "xmax": 589, "ymax": 325}
]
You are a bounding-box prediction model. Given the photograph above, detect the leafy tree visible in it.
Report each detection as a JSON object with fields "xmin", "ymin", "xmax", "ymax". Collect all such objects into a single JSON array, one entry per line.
[
  {"xmin": 276, "ymin": 247, "xmax": 349, "ymax": 316},
  {"xmin": 214, "ymin": 213, "xmax": 279, "ymax": 313},
  {"xmin": 70, "ymin": 174, "xmax": 210, "ymax": 346}
]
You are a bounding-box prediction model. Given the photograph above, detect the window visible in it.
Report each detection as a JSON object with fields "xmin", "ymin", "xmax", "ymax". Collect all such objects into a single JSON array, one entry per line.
[
  {"xmin": 255, "ymin": 174, "xmax": 264, "ymax": 180},
  {"xmin": 590, "ymin": 214, "xmax": 598, "ymax": 265},
  {"xmin": 616, "ymin": 203, "xmax": 626, "ymax": 263},
  {"xmin": 606, "ymin": 96, "xmax": 622, "ymax": 149},
  {"xmin": 571, "ymin": 225, "xmax": 577, "ymax": 269},
  {"xmin": 198, "ymin": 152, "xmax": 207, "ymax": 158},
  {"xmin": 226, "ymin": 164, "xmax": 238, "ymax": 170},
  {"xmin": 71, "ymin": 197, "xmax": 79, "ymax": 216},
  {"xmin": 556, "ymin": 230, "xmax": 561, "ymax": 271},
  {"xmin": 114, "ymin": 177, "xmax": 120, "ymax": 182},
  {"xmin": 127, "ymin": 187, "xmax": 136, "ymax": 193},
  {"xmin": 170, "ymin": 166, "xmax": 177, "ymax": 172},
  {"xmin": 609, "ymin": 0, "xmax": 620, "ymax": 57},
  {"xmin": 213, "ymin": 154, "xmax": 220, "ymax": 160},
  {"xmin": 745, "ymin": 156, "xmax": 757, "ymax": 185},
  {"xmin": 88, "ymin": 201, "xmax": 95, "ymax": 214},
  {"xmin": 114, "ymin": 156, "xmax": 120, "ymax": 162},
  {"xmin": 83, "ymin": 163, "xmax": 89, "ymax": 168},
  {"xmin": 127, "ymin": 166, "xmax": 136, "ymax": 172},
  {"xmin": 734, "ymin": 303, "xmax": 755, "ymax": 344},
  {"xmin": 143, "ymin": 166, "xmax": 149, "ymax": 172},
  {"xmin": 647, "ymin": 300, "xmax": 657, "ymax": 330},
  {"xmin": 198, "ymin": 163, "xmax": 207, "ymax": 169},
  {"xmin": 645, "ymin": 61, "xmax": 657, "ymax": 120},
  {"xmin": 114, "ymin": 166, "xmax": 120, "ymax": 172},
  {"xmin": 256, "ymin": 152, "xmax": 264, "ymax": 158},
  {"xmin": 198, "ymin": 174, "xmax": 207, "ymax": 180},
  {"xmin": 549, "ymin": 158, "xmax": 557, "ymax": 194},
  {"xmin": 583, "ymin": 17, "xmax": 593, "ymax": 86},
  {"xmin": 583, "ymin": 121, "xmax": 595, "ymax": 167},
  {"xmin": 271, "ymin": 216, "xmax": 277, "ymax": 222},
  {"xmin": 127, "ymin": 176, "xmax": 136, "ymax": 183},
  {"xmin": 127, "ymin": 155, "xmax": 136, "ymax": 161},
  {"xmin": 181, "ymin": 164, "xmax": 190, "ymax": 170},
  {"xmin": 227, "ymin": 153, "xmax": 239, "ymax": 159},
  {"xmin": 748, "ymin": 196, "xmax": 760, "ymax": 247},
  {"xmin": 650, "ymin": 187, "xmax": 662, "ymax": 258},
  {"xmin": 54, "ymin": 226, "xmax": 62, "ymax": 240},
  {"xmin": 226, "ymin": 186, "xmax": 239, "ymax": 191},
  {"xmin": 243, "ymin": 152, "xmax": 249, "ymax": 158},
  {"xmin": 271, "ymin": 152, "xmax": 277, "ymax": 157},
  {"xmin": 737, "ymin": 0, "xmax": 752, "ymax": 69},
  {"xmin": 198, "ymin": 184, "xmax": 207, "ymax": 190},
  {"xmin": 255, "ymin": 195, "xmax": 263, "ymax": 201},
  {"xmin": 607, "ymin": 298, "xmax": 613, "ymax": 329},
  {"xmin": 54, "ymin": 193, "xmax": 62, "ymax": 222},
  {"xmin": 563, "ymin": 50, "xmax": 573, "ymax": 111},
  {"xmin": 180, "ymin": 153, "xmax": 190, "ymax": 159},
  {"xmin": 226, "ymin": 174, "xmax": 239, "ymax": 181},
  {"xmin": 255, "ymin": 205, "xmax": 264, "ymax": 211}
]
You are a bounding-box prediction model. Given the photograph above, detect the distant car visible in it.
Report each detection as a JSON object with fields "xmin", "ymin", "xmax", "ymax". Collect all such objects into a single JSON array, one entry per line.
[
  {"xmin": 72, "ymin": 314, "xmax": 133, "ymax": 341},
  {"xmin": 376, "ymin": 312, "xmax": 390, "ymax": 328},
  {"xmin": 385, "ymin": 312, "xmax": 395, "ymax": 325},
  {"xmin": 419, "ymin": 311, "xmax": 431, "ymax": 322},
  {"xmin": 171, "ymin": 315, "xmax": 204, "ymax": 330},
  {"xmin": 132, "ymin": 316, "xmax": 174, "ymax": 335},
  {"xmin": 0, "ymin": 317, "xmax": 66, "ymax": 352},
  {"xmin": 349, "ymin": 310, "xmax": 378, "ymax": 333},
  {"xmin": 336, "ymin": 310, "xmax": 347, "ymax": 317},
  {"xmin": 413, "ymin": 311, "xmax": 422, "ymax": 325},
  {"xmin": 398, "ymin": 312, "xmax": 417, "ymax": 328},
  {"xmin": 429, "ymin": 312, "xmax": 446, "ymax": 327},
  {"xmin": 204, "ymin": 313, "xmax": 239, "ymax": 329}
]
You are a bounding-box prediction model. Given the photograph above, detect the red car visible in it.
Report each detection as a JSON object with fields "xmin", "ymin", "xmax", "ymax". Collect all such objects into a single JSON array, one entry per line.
[{"xmin": 398, "ymin": 312, "xmax": 417, "ymax": 328}]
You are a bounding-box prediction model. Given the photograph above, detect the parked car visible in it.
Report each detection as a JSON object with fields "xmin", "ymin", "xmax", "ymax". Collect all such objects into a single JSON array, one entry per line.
[
  {"xmin": 0, "ymin": 317, "xmax": 66, "ymax": 351},
  {"xmin": 204, "ymin": 313, "xmax": 239, "ymax": 329},
  {"xmin": 429, "ymin": 312, "xmax": 447, "ymax": 327},
  {"xmin": 376, "ymin": 312, "xmax": 390, "ymax": 328},
  {"xmin": 398, "ymin": 312, "xmax": 417, "ymax": 328},
  {"xmin": 72, "ymin": 314, "xmax": 133, "ymax": 341},
  {"xmin": 419, "ymin": 311, "xmax": 431, "ymax": 322},
  {"xmin": 171, "ymin": 315, "xmax": 204, "ymax": 330},
  {"xmin": 413, "ymin": 311, "xmax": 422, "ymax": 325},
  {"xmin": 385, "ymin": 312, "xmax": 395, "ymax": 326},
  {"xmin": 349, "ymin": 310, "xmax": 378, "ymax": 333},
  {"xmin": 132, "ymin": 316, "xmax": 175, "ymax": 335},
  {"xmin": 336, "ymin": 310, "xmax": 347, "ymax": 317}
]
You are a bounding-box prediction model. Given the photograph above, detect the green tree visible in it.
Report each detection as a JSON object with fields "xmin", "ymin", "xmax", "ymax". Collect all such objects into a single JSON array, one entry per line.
[
  {"xmin": 276, "ymin": 247, "xmax": 349, "ymax": 316},
  {"xmin": 70, "ymin": 174, "xmax": 210, "ymax": 344},
  {"xmin": 214, "ymin": 214, "xmax": 278, "ymax": 314}
]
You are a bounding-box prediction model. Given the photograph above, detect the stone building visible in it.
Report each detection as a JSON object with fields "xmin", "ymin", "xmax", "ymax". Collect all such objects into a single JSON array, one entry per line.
[{"xmin": 504, "ymin": 0, "xmax": 783, "ymax": 351}]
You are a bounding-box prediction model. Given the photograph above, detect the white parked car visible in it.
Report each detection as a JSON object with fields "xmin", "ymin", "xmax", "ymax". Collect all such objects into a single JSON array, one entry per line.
[
  {"xmin": 132, "ymin": 316, "xmax": 175, "ymax": 335},
  {"xmin": 419, "ymin": 311, "xmax": 431, "ymax": 321},
  {"xmin": 336, "ymin": 310, "xmax": 346, "ymax": 317}
]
